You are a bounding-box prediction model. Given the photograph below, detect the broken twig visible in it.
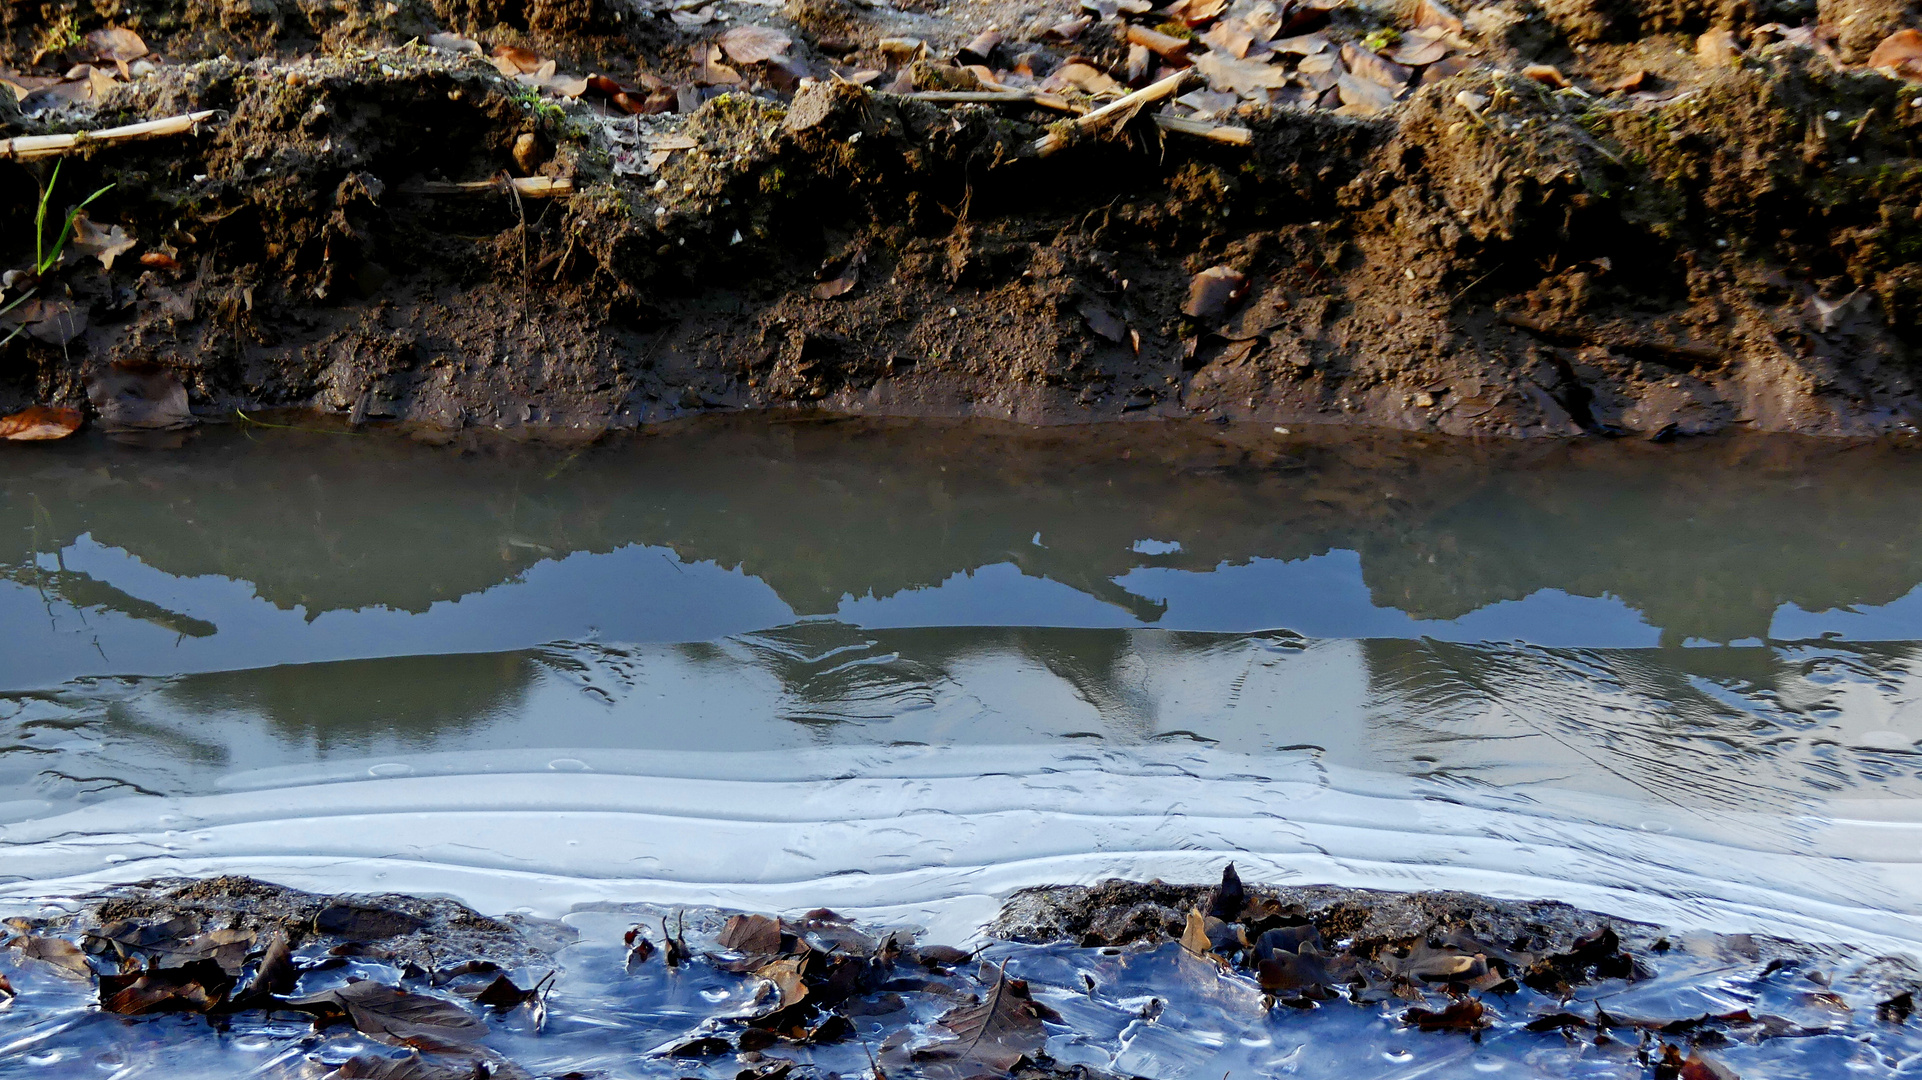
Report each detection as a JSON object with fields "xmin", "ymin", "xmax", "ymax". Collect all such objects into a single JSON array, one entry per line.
[
  {"xmin": 1152, "ymin": 113, "xmax": 1252, "ymax": 146},
  {"xmin": 1031, "ymin": 70, "xmax": 1192, "ymax": 157},
  {"xmin": 413, "ymin": 176, "xmax": 575, "ymax": 198},
  {"xmin": 0, "ymin": 111, "xmax": 218, "ymax": 161},
  {"xmin": 904, "ymin": 90, "xmax": 1082, "ymax": 114}
]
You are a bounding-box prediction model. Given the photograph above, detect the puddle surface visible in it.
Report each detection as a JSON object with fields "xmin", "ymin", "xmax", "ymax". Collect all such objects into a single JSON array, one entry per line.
[{"xmin": 5, "ymin": 419, "xmax": 1922, "ymax": 1077}]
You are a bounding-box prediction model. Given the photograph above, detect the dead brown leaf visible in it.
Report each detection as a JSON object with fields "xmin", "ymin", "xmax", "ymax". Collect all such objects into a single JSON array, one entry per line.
[
  {"xmin": 1040, "ymin": 17, "xmax": 1093, "ymax": 43},
  {"xmin": 1387, "ymin": 29, "xmax": 1449, "ymax": 66},
  {"xmin": 290, "ymin": 980, "xmax": 486, "ymax": 1045},
  {"xmin": 87, "ymin": 363, "xmax": 193, "ymax": 432},
  {"xmin": 248, "ymin": 932, "xmax": 298, "ymax": 997},
  {"xmin": 1200, "ymin": 19, "xmax": 1256, "ymax": 59},
  {"xmin": 813, "ymin": 249, "xmax": 864, "ymax": 299},
  {"xmin": 1175, "ymin": 0, "xmax": 1228, "ymax": 28},
  {"xmin": 719, "ymin": 913, "xmax": 786, "ymax": 955},
  {"xmin": 1868, "ymin": 29, "xmax": 1922, "ymax": 76},
  {"xmin": 86, "ymin": 28, "xmax": 148, "ymax": 62},
  {"xmin": 472, "ymin": 972, "xmax": 552, "ymax": 1012},
  {"xmin": 694, "ymin": 45, "xmax": 742, "ymax": 86},
  {"xmin": 757, "ymin": 954, "xmax": 811, "ymax": 1010},
  {"xmin": 14, "ymin": 299, "xmax": 86, "ymax": 345},
  {"xmin": 1696, "ymin": 27, "xmax": 1741, "ymax": 67},
  {"xmin": 720, "ymin": 26, "xmax": 793, "ymax": 65},
  {"xmin": 1521, "ymin": 63, "xmax": 1571, "ymax": 88},
  {"xmin": 1194, "ymin": 51, "xmax": 1290, "ymax": 98},
  {"xmin": 1402, "ymin": 997, "xmax": 1489, "ymax": 1032},
  {"xmin": 1080, "ymin": 302, "xmax": 1127, "ymax": 343},
  {"xmin": 0, "ymin": 405, "xmax": 81, "ymax": 441},
  {"xmin": 1610, "ymin": 68, "xmax": 1654, "ymax": 93},
  {"xmin": 70, "ymin": 213, "xmax": 137, "ymax": 270},
  {"xmin": 1680, "ymin": 1052, "xmax": 1743, "ymax": 1080},
  {"xmin": 490, "ymin": 45, "xmax": 544, "ymax": 77},
  {"xmin": 424, "ymin": 32, "xmax": 481, "ymax": 54},
  {"xmin": 1052, "ymin": 61, "xmax": 1124, "ymax": 96},
  {"xmin": 1183, "ymin": 265, "xmax": 1248, "ymax": 318},
  {"xmin": 1271, "ymin": 32, "xmax": 1331, "ymax": 55},
  {"xmin": 99, "ymin": 958, "xmax": 233, "ymax": 1015},
  {"xmin": 9, "ymin": 935, "xmax": 92, "ymax": 978},
  {"xmin": 1178, "ymin": 907, "xmax": 1214, "ymax": 956},
  {"xmin": 1413, "ymin": 0, "xmax": 1464, "ymax": 33},
  {"xmin": 518, "ymin": 60, "xmax": 589, "ymax": 98},
  {"xmin": 1341, "ymin": 43, "xmax": 1410, "ymax": 89},
  {"xmin": 912, "ymin": 966, "xmax": 1051, "ymax": 1073}
]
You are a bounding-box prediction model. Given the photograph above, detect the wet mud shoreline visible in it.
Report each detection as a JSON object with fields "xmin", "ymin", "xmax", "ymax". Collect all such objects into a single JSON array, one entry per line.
[{"xmin": 0, "ymin": 0, "xmax": 1920, "ymax": 438}]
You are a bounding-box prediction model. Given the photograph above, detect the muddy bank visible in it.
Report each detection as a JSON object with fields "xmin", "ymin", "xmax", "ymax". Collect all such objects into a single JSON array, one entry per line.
[
  {"xmin": 0, "ymin": 0, "xmax": 1919, "ymax": 437},
  {"xmin": 6, "ymin": 872, "xmax": 1921, "ymax": 1078}
]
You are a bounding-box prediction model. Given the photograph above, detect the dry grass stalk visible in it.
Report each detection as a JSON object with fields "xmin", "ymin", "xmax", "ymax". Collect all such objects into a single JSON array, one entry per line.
[
  {"xmin": 1032, "ymin": 70, "xmax": 1193, "ymax": 156},
  {"xmin": 0, "ymin": 110, "xmax": 218, "ymax": 160}
]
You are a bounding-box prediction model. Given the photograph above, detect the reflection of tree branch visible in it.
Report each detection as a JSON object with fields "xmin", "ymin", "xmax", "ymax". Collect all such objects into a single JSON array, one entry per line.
[
  {"xmin": 36, "ymin": 771, "xmax": 165, "ymax": 798},
  {"xmin": 1002, "ymin": 549, "xmax": 1169, "ymax": 624},
  {"xmin": 0, "ymin": 564, "xmax": 216, "ymax": 638}
]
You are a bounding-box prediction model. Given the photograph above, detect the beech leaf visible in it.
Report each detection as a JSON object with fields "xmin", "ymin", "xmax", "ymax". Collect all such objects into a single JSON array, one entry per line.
[
  {"xmin": 9, "ymin": 935, "xmax": 92, "ymax": 978},
  {"xmin": 290, "ymin": 980, "xmax": 486, "ymax": 1045},
  {"xmin": 720, "ymin": 26, "xmax": 793, "ymax": 65},
  {"xmin": 0, "ymin": 405, "xmax": 81, "ymax": 441},
  {"xmin": 912, "ymin": 965, "xmax": 1050, "ymax": 1073},
  {"xmin": 718, "ymin": 913, "xmax": 785, "ymax": 955}
]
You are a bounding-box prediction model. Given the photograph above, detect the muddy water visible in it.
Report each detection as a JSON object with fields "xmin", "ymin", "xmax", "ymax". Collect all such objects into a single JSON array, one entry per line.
[{"xmin": 5, "ymin": 420, "xmax": 1922, "ymax": 1076}]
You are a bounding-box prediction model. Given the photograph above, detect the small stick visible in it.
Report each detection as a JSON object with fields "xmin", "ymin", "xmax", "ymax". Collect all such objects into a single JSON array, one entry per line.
[
  {"xmin": 905, "ymin": 90, "xmax": 1037, "ymax": 103},
  {"xmin": 1031, "ymin": 69, "xmax": 1192, "ymax": 156},
  {"xmin": 1126, "ymin": 24, "xmax": 1192, "ymax": 61},
  {"xmin": 0, "ymin": 110, "xmax": 218, "ymax": 160},
  {"xmin": 414, "ymin": 176, "xmax": 575, "ymax": 197},
  {"xmin": 1152, "ymin": 113, "xmax": 1253, "ymax": 145},
  {"xmin": 903, "ymin": 90, "xmax": 1083, "ymax": 114}
]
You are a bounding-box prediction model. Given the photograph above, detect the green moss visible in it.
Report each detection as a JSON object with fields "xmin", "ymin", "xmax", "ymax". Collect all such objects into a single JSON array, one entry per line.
[
  {"xmin": 1361, "ymin": 28, "xmax": 1399, "ymax": 52},
  {"xmin": 36, "ymin": 14, "xmax": 82, "ymax": 58}
]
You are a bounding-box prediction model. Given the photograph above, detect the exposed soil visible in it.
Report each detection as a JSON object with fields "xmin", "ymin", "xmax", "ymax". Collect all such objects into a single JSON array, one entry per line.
[
  {"xmin": 18, "ymin": 874, "xmax": 572, "ymax": 969},
  {"xmin": 0, "ymin": 0, "xmax": 1919, "ymax": 437}
]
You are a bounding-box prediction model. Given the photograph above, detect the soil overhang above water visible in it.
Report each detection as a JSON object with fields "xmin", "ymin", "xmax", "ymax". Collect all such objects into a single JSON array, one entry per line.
[{"xmin": 0, "ymin": 0, "xmax": 1919, "ymax": 438}]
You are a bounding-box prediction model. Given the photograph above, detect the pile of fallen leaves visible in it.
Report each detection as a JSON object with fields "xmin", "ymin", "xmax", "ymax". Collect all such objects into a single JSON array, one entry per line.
[
  {"xmin": 644, "ymin": 907, "xmax": 1069, "ymax": 1075},
  {"xmin": 0, "ymin": 26, "xmax": 154, "ymax": 112},
  {"xmin": 4, "ymin": 906, "xmax": 547, "ymax": 1079},
  {"xmin": 1161, "ymin": 864, "xmax": 1922, "ymax": 1080}
]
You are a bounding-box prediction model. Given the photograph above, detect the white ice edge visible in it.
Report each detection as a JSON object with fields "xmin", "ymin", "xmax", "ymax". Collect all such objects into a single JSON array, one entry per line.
[{"xmin": 3, "ymin": 743, "xmax": 1920, "ymax": 955}]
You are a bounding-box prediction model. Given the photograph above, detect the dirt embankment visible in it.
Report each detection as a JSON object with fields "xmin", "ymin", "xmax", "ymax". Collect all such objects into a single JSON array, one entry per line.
[{"xmin": 0, "ymin": 0, "xmax": 1920, "ymax": 437}]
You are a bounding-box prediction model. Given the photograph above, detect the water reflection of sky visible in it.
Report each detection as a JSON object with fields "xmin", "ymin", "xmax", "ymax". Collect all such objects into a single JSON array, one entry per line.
[{"xmin": 26, "ymin": 527, "xmax": 1922, "ymax": 688}]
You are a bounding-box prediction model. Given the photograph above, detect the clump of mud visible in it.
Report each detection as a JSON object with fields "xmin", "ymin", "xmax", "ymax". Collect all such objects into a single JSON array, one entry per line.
[
  {"xmin": 15, "ymin": 874, "xmax": 568, "ymax": 970},
  {"xmin": 0, "ymin": 0, "xmax": 1918, "ymax": 439}
]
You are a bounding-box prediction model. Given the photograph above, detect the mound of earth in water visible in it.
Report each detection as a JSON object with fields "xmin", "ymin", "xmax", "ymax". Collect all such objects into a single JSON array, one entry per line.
[{"xmin": 0, "ymin": 0, "xmax": 1920, "ymax": 438}]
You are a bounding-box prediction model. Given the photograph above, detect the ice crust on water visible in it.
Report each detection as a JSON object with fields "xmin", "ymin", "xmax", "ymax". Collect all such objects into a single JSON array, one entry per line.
[{"xmin": 6, "ymin": 743, "xmax": 1922, "ymax": 954}]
